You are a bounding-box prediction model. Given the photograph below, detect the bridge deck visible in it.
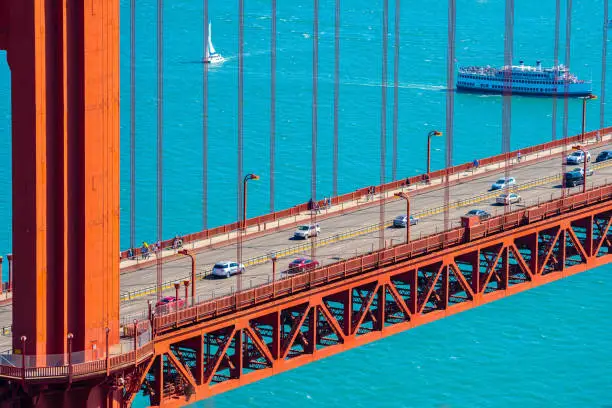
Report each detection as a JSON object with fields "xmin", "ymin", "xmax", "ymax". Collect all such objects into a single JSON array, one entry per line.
[{"xmin": 0, "ymin": 137, "xmax": 611, "ymax": 350}]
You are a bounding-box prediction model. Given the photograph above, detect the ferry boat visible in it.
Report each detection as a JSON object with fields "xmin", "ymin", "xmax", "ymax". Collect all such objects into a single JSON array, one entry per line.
[
  {"xmin": 456, "ymin": 61, "xmax": 592, "ymax": 97},
  {"xmin": 204, "ymin": 21, "xmax": 224, "ymax": 64}
]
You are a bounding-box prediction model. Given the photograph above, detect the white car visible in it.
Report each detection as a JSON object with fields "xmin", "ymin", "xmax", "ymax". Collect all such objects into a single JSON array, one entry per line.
[
  {"xmin": 491, "ymin": 177, "xmax": 516, "ymax": 190},
  {"xmin": 566, "ymin": 150, "xmax": 591, "ymax": 165},
  {"xmin": 212, "ymin": 261, "xmax": 245, "ymax": 278},
  {"xmin": 496, "ymin": 192, "xmax": 521, "ymax": 205},
  {"xmin": 573, "ymin": 167, "xmax": 593, "ymax": 177},
  {"xmin": 294, "ymin": 224, "xmax": 320, "ymax": 239}
]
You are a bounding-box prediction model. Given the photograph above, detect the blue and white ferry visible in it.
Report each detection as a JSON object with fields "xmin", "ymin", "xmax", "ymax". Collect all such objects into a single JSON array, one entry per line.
[{"xmin": 456, "ymin": 61, "xmax": 592, "ymax": 97}]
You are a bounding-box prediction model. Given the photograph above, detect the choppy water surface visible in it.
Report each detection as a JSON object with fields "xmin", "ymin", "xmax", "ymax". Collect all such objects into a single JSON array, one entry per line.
[{"xmin": 0, "ymin": 0, "xmax": 611, "ymax": 406}]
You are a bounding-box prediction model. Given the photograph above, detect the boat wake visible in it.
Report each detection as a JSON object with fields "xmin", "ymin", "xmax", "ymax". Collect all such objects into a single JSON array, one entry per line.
[{"xmin": 343, "ymin": 81, "xmax": 446, "ymax": 92}]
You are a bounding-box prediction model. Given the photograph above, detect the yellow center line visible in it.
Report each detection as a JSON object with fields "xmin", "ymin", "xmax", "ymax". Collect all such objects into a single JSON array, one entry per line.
[{"xmin": 122, "ymin": 160, "xmax": 612, "ymax": 302}]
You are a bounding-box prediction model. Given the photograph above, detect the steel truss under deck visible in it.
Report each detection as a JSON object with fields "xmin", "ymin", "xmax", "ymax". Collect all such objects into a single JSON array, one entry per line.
[{"xmin": 130, "ymin": 196, "xmax": 612, "ymax": 407}]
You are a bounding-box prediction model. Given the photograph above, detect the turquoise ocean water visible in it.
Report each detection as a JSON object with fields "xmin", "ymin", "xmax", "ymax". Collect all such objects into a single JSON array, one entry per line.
[{"xmin": 1, "ymin": 0, "xmax": 611, "ymax": 406}]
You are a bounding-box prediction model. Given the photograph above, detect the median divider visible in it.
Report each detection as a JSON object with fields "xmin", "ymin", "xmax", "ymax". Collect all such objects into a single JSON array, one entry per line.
[{"xmin": 120, "ymin": 161, "xmax": 612, "ymax": 303}]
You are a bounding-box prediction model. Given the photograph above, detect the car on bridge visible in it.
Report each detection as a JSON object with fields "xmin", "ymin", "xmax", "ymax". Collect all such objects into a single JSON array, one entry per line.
[
  {"xmin": 288, "ymin": 258, "xmax": 320, "ymax": 274},
  {"xmin": 212, "ymin": 261, "xmax": 245, "ymax": 278},
  {"xmin": 294, "ymin": 223, "xmax": 320, "ymax": 239},
  {"xmin": 595, "ymin": 150, "xmax": 612, "ymax": 162},
  {"xmin": 573, "ymin": 167, "xmax": 593, "ymax": 176},
  {"xmin": 491, "ymin": 177, "xmax": 516, "ymax": 190},
  {"xmin": 393, "ymin": 214, "xmax": 418, "ymax": 227},
  {"xmin": 563, "ymin": 170, "xmax": 584, "ymax": 187},
  {"xmin": 155, "ymin": 296, "xmax": 185, "ymax": 312},
  {"xmin": 566, "ymin": 150, "xmax": 591, "ymax": 164},
  {"xmin": 496, "ymin": 192, "xmax": 521, "ymax": 205},
  {"xmin": 465, "ymin": 209, "xmax": 491, "ymax": 220}
]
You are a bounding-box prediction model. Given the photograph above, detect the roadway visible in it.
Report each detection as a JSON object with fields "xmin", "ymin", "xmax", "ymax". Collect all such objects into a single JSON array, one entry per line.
[
  {"xmin": 0, "ymin": 143, "xmax": 611, "ymax": 349},
  {"xmin": 118, "ymin": 143, "xmax": 612, "ymax": 318}
]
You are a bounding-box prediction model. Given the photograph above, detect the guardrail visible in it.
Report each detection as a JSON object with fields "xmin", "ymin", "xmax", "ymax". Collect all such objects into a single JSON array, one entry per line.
[
  {"xmin": 0, "ymin": 322, "xmax": 153, "ymax": 380},
  {"xmin": 152, "ymin": 182, "xmax": 612, "ymax": 333},
  {"xmin": 120, "ymin": 159, "xmax": 612, "ymax": 302},
  {"xmin": 118, "ymin": 128, "xmax": 611, "ymax": 261}
]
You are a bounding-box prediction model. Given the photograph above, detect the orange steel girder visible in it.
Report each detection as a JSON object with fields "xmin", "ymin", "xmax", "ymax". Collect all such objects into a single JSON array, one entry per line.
[
  {"xmin": 141, "ymin": 202, "xmax": 612, "ymax": 407},
  {"xmin": 0, "ymin": 1, "xmax": 120, "ymax": 356}
]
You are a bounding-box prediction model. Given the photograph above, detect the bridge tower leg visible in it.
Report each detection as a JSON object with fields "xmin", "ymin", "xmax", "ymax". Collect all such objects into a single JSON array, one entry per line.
[{"xmin": 0, "ymin": 0, "xmax": 120, "ymax": 405}]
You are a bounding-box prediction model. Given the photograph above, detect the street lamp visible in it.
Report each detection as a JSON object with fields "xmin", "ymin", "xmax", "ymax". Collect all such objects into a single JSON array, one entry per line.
[
  {"xmin": 394, "ymin": 192, "xmax": 411, "ymax": 244},
  {"xmin": 183, "ymin": 280, "xmax": 190, "ymax": 305},
  {"xmin": 580, "ymin": 94, "xmax": 597, "ymax": 143},
  {"xmin": 178, "ymin": 249, "xmax": 196, "ymax": 305},
  {"xmin": 243, "ymin": 173, "xmax": 260, "ymax": 231},
  {"xmin": 426, "ymin": 130, "xmax": 443, "ymax": 176},
  {"xmin": 67, "ymin": 332, "xmax": 74, "ymax": 383}
]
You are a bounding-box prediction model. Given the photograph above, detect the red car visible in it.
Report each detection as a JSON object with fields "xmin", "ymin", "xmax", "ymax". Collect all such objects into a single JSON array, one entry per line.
[
  {"xmin": 288, "ymin": 258, "xmax": 320, "ymax": 273},
  {"xmin": 155, "ymin": 296, "xmax": 185, "ymax": 313}
]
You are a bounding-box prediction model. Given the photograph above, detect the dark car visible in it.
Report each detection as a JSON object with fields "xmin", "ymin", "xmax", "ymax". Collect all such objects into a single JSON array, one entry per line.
[
  {"xmin": 288, "ymin": 258, "xmax": 320, "ymax": 273},
  {"xmin": 465, "ymin": 209, "xmax": 491, "ymax": 221},
  {"xmin": 596, "ymin": 150, "xmax": 612, "ymax": 163},
  {"xmin": 564, "ymin": 171, "xmax": 584, "ymax": 187}
]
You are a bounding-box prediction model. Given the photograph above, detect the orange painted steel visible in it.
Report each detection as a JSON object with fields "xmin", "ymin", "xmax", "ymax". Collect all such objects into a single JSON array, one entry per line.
[
  {"xmin": 133, "ymin": 185, "xmax": 612, "ymax": 407},
  {"xmin": 0, "ymin": 0, "xmax": 120, "ymax": 375}
]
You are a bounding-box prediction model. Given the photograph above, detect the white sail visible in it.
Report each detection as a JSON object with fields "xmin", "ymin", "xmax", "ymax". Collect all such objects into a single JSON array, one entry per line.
[{"xmin": 208, "ymin": 22, "xmax": 216, "ymax": 55}]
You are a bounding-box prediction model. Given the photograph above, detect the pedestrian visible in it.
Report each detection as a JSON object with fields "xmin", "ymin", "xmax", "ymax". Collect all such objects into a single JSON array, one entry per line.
[
  {"xmin": 473, "ymin": 159, "xmax": 479, "ymax": 169},
  {"xmin": 517, "ymin": 151, "xmax": 522, "ymax": 163}
]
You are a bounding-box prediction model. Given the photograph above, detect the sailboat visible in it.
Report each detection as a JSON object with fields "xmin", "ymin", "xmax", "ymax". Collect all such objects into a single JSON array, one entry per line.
[{"xmin": 204, "ymin": 21, "xmax": 224, "ymax": 64}]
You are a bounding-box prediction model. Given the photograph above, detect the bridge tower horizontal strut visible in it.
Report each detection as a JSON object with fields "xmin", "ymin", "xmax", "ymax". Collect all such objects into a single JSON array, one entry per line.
[{"xmin": 0, "ymin": 0, "xmax": 121, "ymax": 405}]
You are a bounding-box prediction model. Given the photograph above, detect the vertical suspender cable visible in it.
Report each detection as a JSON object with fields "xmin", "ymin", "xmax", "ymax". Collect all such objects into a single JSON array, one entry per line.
[
  {"xmin": 310, "ymin": 0, "xmax": 319, "ymax": 261},
  {"xmin": 444, "ymin": 0, "xmax": 456, "ymax": 231},
  {"xmin": 502, "ymin": 0, "xmax": 513, "ymax": 213},
  {"xmin": 392, "ymin": 0, "xmax": 400, "ymax": 181},
  {"xmin": 130, "ymin": 0, "xmax": 136, "ymax": 252},
  {"xmin": 601, "ymin": 0, "xmax": 608, "ymax": 135},
  {"xmin": 270, "ymin": 0, "xmax": 277, "ymax": 212},
  {"xmin": 333, "ymin": 0, "xmax": 340, "ymax": 197},
  {"xmin": 562, "ymin": 0, "xmax": 572, "ymax": 196},
  {"xmin": 380, "ymin": 0, "xmax": 388, "ymax": 250},
  {"xmin": 156, "ymin": 0, "xmax": 164, "ymax": 300},
  {"xmin": 552, "ymin": 0, "xmax": 560, "ymax": 141},
  {"xmin": 203, "ymin": 0, "xmax": 209, "ymax": 230},
  {"xmin": 237, "ymin": 0, "xmax": 244, "ymax": 293}
]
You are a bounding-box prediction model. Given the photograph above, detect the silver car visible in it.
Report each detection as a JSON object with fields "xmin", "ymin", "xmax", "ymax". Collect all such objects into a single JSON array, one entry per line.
[
  {"xmin": 491, "ymin": 177, "xmax": 516, "ymax": 190},
  {"xmin": 212, "ymin": 261, "xmax": 245, "ymax": 278},
  {"xmin": 294, "ymin": 224, "xmax": 320, "ymax": 239},
  {"xmin": 566, "ymin": 150, "xmax": 591, "ymax": 164},
  {"xmin": 496, "ymin": 192, "xmax": 521, "ymax": 205},
  {"xmin": 573, "ymin": 167, "xmax": 593, "ymax": 176},
  {"xmin": 393, "ymin": 214, "xmax": 418, "ymax": 227}
]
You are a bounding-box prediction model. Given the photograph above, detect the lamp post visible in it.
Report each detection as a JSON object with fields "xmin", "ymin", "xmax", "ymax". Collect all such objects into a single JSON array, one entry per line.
[
  {"xmin": 178, "ymin": 249, "xmax": 196, "ymax": 305},
  {"xmin": 105, "ymin": 327, "xmax": 110, "ymax": 376},
  {"xmin": 426, "ymin": 130, "xmax": 443, "ymax": 176},
  {"xmin": 394, "ymin": 192, "xmax": 411, "ymax": 244},
  {"xmin": 183, "ymin": 280, "xmax": 190, "ymax": 306},
  {"xmin": 580, "ymin": 94, "xmax": 597, "ymax": 143},
  {"xmin": 242, "ymin": 173, "xmax": 260, "ymax": 231},
  {"xmin": 174, "ymin": 282, "xmax": 181, "ymax": 325},
  {"xmin": 20, "ymin": 335, "xmax": 26, "ymax": 379},
  {"xmin": 67, "ymin": 332, "xmax": 74, "ymax": 384}
]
